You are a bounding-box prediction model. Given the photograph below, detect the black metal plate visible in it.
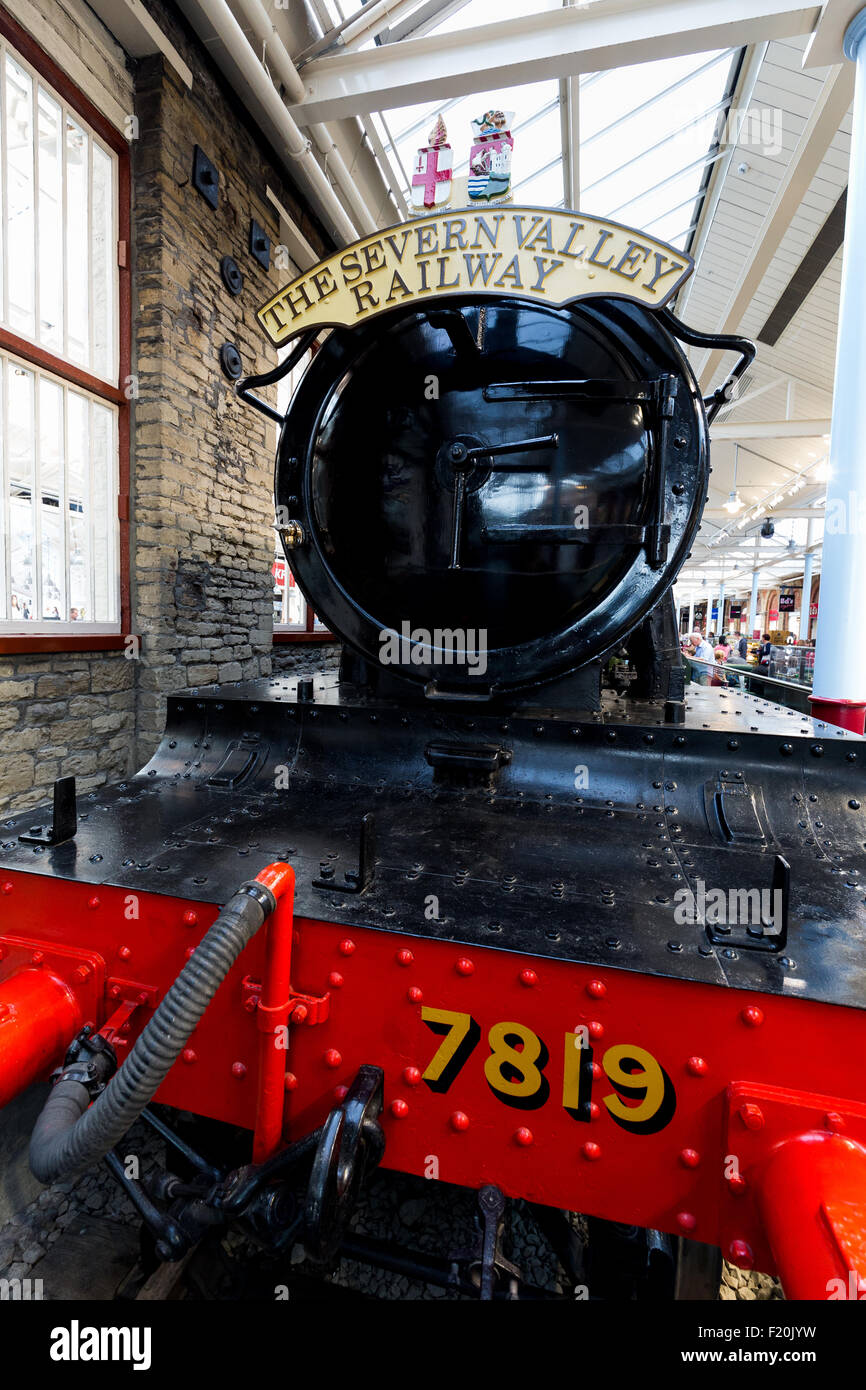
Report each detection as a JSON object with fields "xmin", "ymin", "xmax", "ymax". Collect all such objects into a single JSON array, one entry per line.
[
  {"xmin": 0, "ymin": 679, "xmax": 862, "ymax": 1012},
  {"xmin": 192, "ymin": 145, "xmax": 219, "ymax": 210}
]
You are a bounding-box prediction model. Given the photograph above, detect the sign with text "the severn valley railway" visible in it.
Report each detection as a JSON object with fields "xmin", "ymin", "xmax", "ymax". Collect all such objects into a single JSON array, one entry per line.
[{"xmin": 256, "ymin": 206, "xmax": 693, "ymax": 346}]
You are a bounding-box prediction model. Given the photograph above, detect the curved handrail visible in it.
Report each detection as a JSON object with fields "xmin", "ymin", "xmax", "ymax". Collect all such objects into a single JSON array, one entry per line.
[{"xmin": 235, "ymin": 328, "xmax": 319, "ymax": 424}]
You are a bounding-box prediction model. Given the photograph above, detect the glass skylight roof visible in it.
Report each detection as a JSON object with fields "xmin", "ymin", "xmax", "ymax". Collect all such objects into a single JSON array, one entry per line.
[{"xmin": 353, "ymin": 0, "xmax": 741, "ymax": 255}]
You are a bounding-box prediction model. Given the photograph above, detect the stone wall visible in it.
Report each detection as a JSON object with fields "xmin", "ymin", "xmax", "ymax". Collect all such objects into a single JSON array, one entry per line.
[
  {"xmin": 271, "ymin": 644, "xmax": 342, "ymax": 678},
  {"xmin": 0, "ymin": 0, "xmax": 330, "ymax": 816},
  {"xmin": 0, "ymin": 651, "xmax": 133, "ymax": 815},
  {"xmin": 130, "ymin": 0, "xmax": 328, "ymax": 764}
]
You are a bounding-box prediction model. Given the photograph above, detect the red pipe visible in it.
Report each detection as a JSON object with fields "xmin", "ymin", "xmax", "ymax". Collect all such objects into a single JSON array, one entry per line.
[
  {"xmin": 0, "ymin": 968, "xmax": 82, "ymax": 1108},
  {"xmin": 252, "ymin": 863, "xmax": 296, "ymax": 1163},
  {"xmin": 756, "ymin": 1131, "xmax": 866, "ymax": 1300}
]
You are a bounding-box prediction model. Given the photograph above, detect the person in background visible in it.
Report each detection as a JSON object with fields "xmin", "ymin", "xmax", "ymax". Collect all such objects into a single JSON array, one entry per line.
[
  {"xmin": 70, "ymin": 607, "xmax": 80, "ymax": 621},
  {"xmin": 737, "ymin": 633, "xmax": 749, "ymax": 660},
  {"xmin": 689, "ymin": 630, "xmax": 714, "ymax": 686},
  {"xmin": 716, "ymin": 632, "xmax": 733, "ymax": 659},
  {"xmin": 758, "ymin": 633, "xmax": 773, "ymax": 666}
]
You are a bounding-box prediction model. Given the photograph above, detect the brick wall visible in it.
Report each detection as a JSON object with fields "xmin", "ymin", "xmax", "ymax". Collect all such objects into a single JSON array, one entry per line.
[{"xmin": 0, "ymin": 0, "xmax": 333, "ymax": 816}]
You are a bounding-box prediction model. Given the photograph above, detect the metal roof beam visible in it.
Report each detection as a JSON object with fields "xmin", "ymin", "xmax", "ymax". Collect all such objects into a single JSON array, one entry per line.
[
  {"xmin": 379, "ymin": 0, "xmax": 474, "ymax": 44},
  {"xmin": 697, "ymin": 61, "xmax": 855, "ymax": 389},
  {"xmin": 710, "ymin": 419, "xmax": 832, "ymax": 438},
  {"xmin": 291, "ymin": 0, "xmax": 822, "ymax": 123}
]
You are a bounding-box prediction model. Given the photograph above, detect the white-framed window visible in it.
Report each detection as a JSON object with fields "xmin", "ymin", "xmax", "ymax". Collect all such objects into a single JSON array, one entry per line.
[
  {"xmin": 0, "ymin": 28, "xmax": 123, "ymax": 635},
  {"xmin": 1, "ymin": 349, "xmax": 119, "ymax": 629}
]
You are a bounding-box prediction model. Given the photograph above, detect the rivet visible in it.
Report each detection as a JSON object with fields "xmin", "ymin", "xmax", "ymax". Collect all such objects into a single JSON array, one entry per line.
[
  {"xmin": 687, "ymin": 1056, "xmax": 708, "ymax": 1077},
  {"xmin": 87, "ymin": 896, "xmax": 100, "ymax": 910},
  {"xmin": 403, "ymin": 1066, "xmax": 422, "ymax": 1086},
  {"xmin": 514, "ymin": 1127, "xmax": 534, "ymax": 1147},
  {"xmin": 231, "ymin": 1061, "xmax": 247, "ymax": 1079},
  {"xmin": 182, "ymin": 910, "xmax": 198, "ymax": 927},
  {"xmin": 72, "ymin": 965, "xmax": 91, "ymax": 982},
  {"xmin": 182, "ymin": 1048, "xmax": 197, "ymax": 1064},
  {"xmin": 727, "ymin": 1172, "xmax": 748, "ymax": 1195},
  {"xmin": 118, "ymin": 946, "xmax": 132, "ymax": 960},
  {"xmin": 324, "ymin": 1048, "xmax": 342, "ymax": 1068},
  {"xmin": 450, "ymin": 1110, "xmax": 470, "ymax": 1131},
  {"xmin": 680, "ymin": 1148, "xmax": 701, "ymax": 1168},
  {"xmin": 741, "ymin": 1006, "xmax": 764, "ymax": 1027},
  {"xmin": 284, "ymin": 1072, "xmax": 298, "ymax": 1091},
  {"xmin": 31, "ymin": 951, "xmax": 44, "ymax": 966},
  {"xmin": 338, "ymin": 939, "xmax": 356, "ymax": 956},
  {"xmin": 391, "ymin": 1099, "xmax": 409, "ymax": 1119},
  {"xmin": 519, "ymin": 968, "xmax": 538, "ymax": 987},
  {"xmin": 676, "ymin": 1211, "xmax": 697, "ymax": 1233},
  {"xmin": 1, "ymin": 882, "xmax": 12, "ymax": 895},
  {"xmin": 728, "ymin": 1239, "xmax": 754, "ymax": 1268},
  {"xmin": 407, "ymin": 986, "xmax": 423, "ymax": 1003},
  {"xmin": 589, "ymin": 1101, "xmax": 601, "ymax": 1121},
  {"xmin": 586, "ymin": 979, "xmax": 606, "ymax": 998},
  {"xmin": 396, "ymin": 948, "xmax": 414, "ymax": 966},
  {"xmin": 334, "ymin": 1085, "xmax": 349, "ymax": 1101},
  {"xmin": 581, "ymin": 1141, "xmax": 602, "ymax": 1161},
  {"xmin": 455, "ymin": 957, "xmax": 475, "ymax": 976},
  {"xmin": 738, "ymin": 1102, "xmax": 764, "ymax": 1131},
  {"xmin": 825, "ymin": 1111, "xmax": 846, "ymax": 1132},
  {"xmin": 850, "ymin": 799, "xmax": 861, "ymax": 810},
  {"xmin": 243, "ymin": 995, "xmax": 258, "ymax": 1014},
  {"xmin": 588, "ymin": 1020, "xmax": 604, "ymax": 1039},
  {"xmin": 328, "ymin": 971, "xmax": 344, "ymax": 988},
  {"xmin": 591, "ymin": 1061, "xmax": 603, "ymax": 1080},
  {"xmin": 184, "ymin": 946, "xmax": 195, "ymax": 960},
  {"xmin": 291, "ymin": 1004, "xmax": 308, "ymax": 1024}
]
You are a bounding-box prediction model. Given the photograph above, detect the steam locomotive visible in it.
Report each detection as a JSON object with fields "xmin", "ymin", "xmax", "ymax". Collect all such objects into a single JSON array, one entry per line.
[{"xmin": 1, "ymin": 206, "xmax": 864, "ymax": 1301}]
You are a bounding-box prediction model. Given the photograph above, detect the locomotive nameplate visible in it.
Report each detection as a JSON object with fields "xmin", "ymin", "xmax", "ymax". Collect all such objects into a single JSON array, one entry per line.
[{"xmin": 256, "ymin": 206, "xmax": 693, "ymax": 346}]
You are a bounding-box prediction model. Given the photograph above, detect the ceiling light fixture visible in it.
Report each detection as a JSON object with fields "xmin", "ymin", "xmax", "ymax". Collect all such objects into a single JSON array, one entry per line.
[{"xmin": 723, "ymin": 444, "xmax": 744, "ymax": 512}]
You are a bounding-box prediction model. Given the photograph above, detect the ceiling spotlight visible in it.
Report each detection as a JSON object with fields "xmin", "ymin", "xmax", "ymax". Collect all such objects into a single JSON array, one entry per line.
[
  {"xmin": 723, "ymin": 489, "xmax": 743, "ymax": 513},
  {"xmin": 760, "ymin": 517, "xmax": 775, "ymax": 538}
]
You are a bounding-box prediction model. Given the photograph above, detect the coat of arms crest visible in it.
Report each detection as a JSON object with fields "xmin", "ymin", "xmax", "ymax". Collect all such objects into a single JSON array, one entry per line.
[
  {"xmin": 411, "ymin": 114, "xmax": 452, "ymax": 211},
  {"xmin": 468, "ymin": 109, "xmax": 514, "ymax": 202}
]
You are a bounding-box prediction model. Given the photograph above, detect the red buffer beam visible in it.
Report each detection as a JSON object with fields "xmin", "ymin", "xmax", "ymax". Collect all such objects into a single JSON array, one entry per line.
[{"xmin": 0, "ymin": 968, "xmax": 82, "ymax": 1108}]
